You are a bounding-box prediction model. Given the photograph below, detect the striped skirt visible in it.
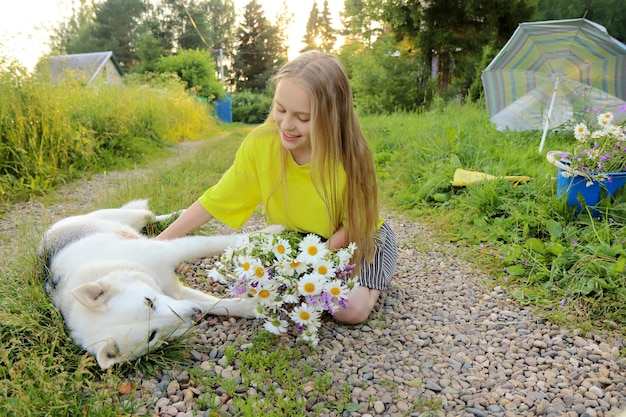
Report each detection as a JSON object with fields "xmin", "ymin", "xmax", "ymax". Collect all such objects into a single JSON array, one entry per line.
[{"xmin": 358, "ymin": 221, "xmax": 398, "ymax": 290}]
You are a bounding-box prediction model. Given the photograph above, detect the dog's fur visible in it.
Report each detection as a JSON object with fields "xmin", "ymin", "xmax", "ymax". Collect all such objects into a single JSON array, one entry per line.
[{"xmin": 40, "ymin": 200, "xmax": 273, "ymax": 369}]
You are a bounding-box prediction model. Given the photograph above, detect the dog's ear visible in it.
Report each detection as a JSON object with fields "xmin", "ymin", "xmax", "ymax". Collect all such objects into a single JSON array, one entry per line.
[
  {"xmin": 96, "ymin": 339, "xmax": 122, "ymax": 369},
  {"xmin": 71, "ymin": 281, "xmax": 113, "ymax": 308}
]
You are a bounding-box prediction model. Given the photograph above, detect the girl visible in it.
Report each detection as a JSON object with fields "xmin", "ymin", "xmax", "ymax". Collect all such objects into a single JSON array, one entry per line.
[{"xmin": 156, "ymin": 51, "xmax": 397, "ymax": 324}]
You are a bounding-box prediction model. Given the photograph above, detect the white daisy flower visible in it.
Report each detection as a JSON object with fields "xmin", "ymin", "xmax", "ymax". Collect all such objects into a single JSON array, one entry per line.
[
  {"xmin": 311, "ymin": 259, "xmax": 336, "ymax": 279},
  {"xmin": 249, "ymin": 259, "xmax": 269, "ymax": 283},
  {"xmin": 254, "ymin": 283, "xmax": 278, "ymax": 306},
  {"xmin": 597, "ymin": 111, "xmax": 614, "ymax": 126},
  {"xmin": 336, "ymin": 244, "xmax": 356, "ymax": 266},
  {"xmin": 573, "ymin": 123, "xmax": 588, "ymax": 141},
  {"xmin": 606, "ymin": 124, "xmax": 624, "ymax": 138},
  {"xmin": 290, "ymin": 303, "xmax": 321, "ymax": 326},
  {"xmin": 297, "ymin": 274, "xmax": 325, "ymax": 296},
  {"xmin": 234, "ymin": 255, "xmax": 255, "ymax": 278},
  {"xmin": 263, "ymin": 318, "xmax": 289, "ymax": 335},
  {"xmin": 326, "ymin": 279, "xmax": 349, "ymax": 299},
  {"xmin": 279, "ymin": 258, "xmax": 309, "ymax": 276},
  {"xmin": 297, "ymin": 234, "xmax": 328, "ymax": 263},
  {"xmin": 301, "ymin": 328, "xmax": 320, "ymax": 346},
  {"xmin": 272, "ymin": 238, "xmax": 292, "ymax": 259}
]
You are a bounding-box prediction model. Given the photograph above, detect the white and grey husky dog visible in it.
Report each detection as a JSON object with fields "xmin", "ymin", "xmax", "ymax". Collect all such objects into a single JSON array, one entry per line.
[{"xmin": 40, "ymin": 200, "xmax": 277, "ymax": 369}]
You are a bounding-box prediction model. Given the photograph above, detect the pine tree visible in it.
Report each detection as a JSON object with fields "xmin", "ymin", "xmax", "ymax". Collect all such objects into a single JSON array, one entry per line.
[
  {"xmin": 232, "ymin": 0, "xmax": 286, "ymax": 92},
  {"xmin": 300, "ymin": 1, "xmax": 320, "ymax": 53},
  {"xmin": 64, "ymin": 0, "xmax": 147, "ymax": 69},
  {"xmin": 317, "ymin": 0, "xmax": 336, "ymax": 53}
]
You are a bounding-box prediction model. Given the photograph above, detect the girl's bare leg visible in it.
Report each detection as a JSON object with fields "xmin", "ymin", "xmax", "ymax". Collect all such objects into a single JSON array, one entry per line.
[{"xmin": 333, "ymin": 286, "xmax": 381, "ymax": 324}]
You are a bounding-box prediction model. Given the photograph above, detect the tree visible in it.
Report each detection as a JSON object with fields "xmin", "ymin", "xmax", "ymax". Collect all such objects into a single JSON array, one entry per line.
[
  {"xmin": 381, "ymin": 0, "xmax": 535, "ymax": 95},
  {"xmin": 273, "ymin": 1, "xmax": 294, "ymax": 57},
  {"xmin": 535, "ymin": 0, "xmax": 626, "ymax": 42},
  {"xmin": 341, "ymin": 0, "xmax": 385, "ymax": 47},
  {"xmin": 141, "ymin": 0, "xmax": 236, "ymax": 57},
  {"xmin": 48, "ymin": 0, "xmax": 96, "ymax": 56},
  {"xmin": 349, "ymin": 36, "xmax": 435, "ymax": 114},
  {"xmin": 301, "ymin": 1, "xmax": 337, "ymax": 53},
  {"xmin": 232, "ymin": 0, "xmax": 286, "ymax": 92},
  {"xmin": 65, "ymin": 0, "xmax": 148, "ymax": 69},
  {"xmin": 300, "ymin": 2, "xmax": 320, "ymax": 53},
  {"xmin": 318, "ymin": 0, "xmax": 337, "ymax": 52},
  {"xmin": 133, "ymin": 33, "xmax": 164, "ymax": 73}
]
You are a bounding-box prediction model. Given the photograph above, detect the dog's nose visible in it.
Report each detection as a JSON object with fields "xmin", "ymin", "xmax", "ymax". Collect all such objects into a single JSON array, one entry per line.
[{"xmin": 192, "ymin": 307, "xmax": 203, "ymax": 322}]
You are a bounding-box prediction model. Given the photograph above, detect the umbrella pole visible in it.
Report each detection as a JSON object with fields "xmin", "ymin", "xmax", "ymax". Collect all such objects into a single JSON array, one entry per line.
[{"xmin": 539, "ymin": 79, "xmax": 559, "ymax": 153}]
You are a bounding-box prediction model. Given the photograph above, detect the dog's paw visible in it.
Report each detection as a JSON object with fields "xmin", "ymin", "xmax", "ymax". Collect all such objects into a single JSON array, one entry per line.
[{"xmin": 258, "ymin": 224, "xmax": 285, "ymax": 235}]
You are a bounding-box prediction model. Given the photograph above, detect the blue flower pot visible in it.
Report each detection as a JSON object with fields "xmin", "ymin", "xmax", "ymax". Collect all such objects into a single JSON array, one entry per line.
[{"xmin": 556, "ymin": 167, "xmax": 626, "ymax": 212}]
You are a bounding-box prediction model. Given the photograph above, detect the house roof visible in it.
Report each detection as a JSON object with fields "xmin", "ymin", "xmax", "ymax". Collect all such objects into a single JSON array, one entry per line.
[{"xmin": 47, "ymin": 51, "xmax": 124, "ymax": 85}]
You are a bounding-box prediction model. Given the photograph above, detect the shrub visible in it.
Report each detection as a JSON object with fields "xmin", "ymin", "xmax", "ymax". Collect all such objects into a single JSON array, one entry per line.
[
  {"xmin": 157, "ymin": 49, "xmax": 224, "ymax": 101},
  {"xmin": 231, "ymin": 91, "xmax": 272, "ymax": 124}
]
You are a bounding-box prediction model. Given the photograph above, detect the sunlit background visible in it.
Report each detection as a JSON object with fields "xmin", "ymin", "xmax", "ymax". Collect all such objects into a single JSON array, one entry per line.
[{"xmin": 0, "ymin": 0, "xmax": 343, "ymax": 71}]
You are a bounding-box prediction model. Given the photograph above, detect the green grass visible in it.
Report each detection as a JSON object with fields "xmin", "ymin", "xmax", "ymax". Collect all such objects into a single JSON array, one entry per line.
[
  {"xmin": 364, "ymin": 102, "xmax": 626, "ymax": 330},
  {"xmin": 1, "ymin": 102, "xmax": 624, "ymax": 416}
]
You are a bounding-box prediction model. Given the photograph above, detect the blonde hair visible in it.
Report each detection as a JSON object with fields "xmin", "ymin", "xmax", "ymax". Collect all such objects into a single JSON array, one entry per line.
[{"xmin": 266, "ymin": 51, "xmax": 379, "ymax": 266}]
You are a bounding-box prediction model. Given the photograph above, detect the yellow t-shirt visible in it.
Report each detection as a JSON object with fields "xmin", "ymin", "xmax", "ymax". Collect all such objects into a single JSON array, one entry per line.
[{"xmin": 198, "ymin": 123, "xmax": 346, "ymax": 239}]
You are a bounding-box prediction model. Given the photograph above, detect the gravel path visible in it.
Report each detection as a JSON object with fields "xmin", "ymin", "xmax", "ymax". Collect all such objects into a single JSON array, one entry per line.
[{"xmin": 2, "ymin": 142, "xmax": 625, "ymax": 417}]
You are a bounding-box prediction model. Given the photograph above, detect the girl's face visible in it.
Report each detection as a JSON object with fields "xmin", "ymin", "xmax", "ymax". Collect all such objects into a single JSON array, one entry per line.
[{"xmin": 273, "ymin": 78, "xmax": 312, "ymax": 165}]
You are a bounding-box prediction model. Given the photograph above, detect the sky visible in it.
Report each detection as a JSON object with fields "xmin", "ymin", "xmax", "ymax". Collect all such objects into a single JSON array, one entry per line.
[{"xmin": 0, "ymin": 0, "xmax": 344, "ymax": 71}]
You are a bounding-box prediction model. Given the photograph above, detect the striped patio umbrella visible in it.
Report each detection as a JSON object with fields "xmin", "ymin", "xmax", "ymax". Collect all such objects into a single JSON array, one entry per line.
[{"xmin": 481, "ymin": 18, "xmax": 626, "ymax": 152}]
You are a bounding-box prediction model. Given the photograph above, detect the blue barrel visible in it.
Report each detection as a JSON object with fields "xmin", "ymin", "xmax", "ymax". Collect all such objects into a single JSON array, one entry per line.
[{"xmin": 215, "ymin": 94, "xmax": 232, "ymax": 123}]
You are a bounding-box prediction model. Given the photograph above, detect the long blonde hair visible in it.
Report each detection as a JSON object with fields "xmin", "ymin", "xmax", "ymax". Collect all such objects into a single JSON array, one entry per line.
[{"xmin": 266, "ymin": 51, "xmax": 379, "ymax": 266}]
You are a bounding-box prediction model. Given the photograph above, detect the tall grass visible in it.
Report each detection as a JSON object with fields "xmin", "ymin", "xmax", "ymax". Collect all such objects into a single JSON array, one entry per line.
[{"xmin": 0, "ymin": 65, "xmax": 220, "ymax": 205}]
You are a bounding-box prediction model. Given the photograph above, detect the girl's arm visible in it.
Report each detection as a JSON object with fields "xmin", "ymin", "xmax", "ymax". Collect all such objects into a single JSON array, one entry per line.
[
  {"xmin": 327, "ymin": 226, "xmax": 348, "ymax": 249},
  {"xmin": 155, "ymin": 201, "xmax": 214, "ymax": 240}
]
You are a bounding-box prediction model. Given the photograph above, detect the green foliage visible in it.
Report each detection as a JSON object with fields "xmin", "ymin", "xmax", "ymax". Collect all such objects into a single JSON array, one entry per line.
[
  {"xmin": 141, "ymin": 0, "xmax": 237, "ymax": 56},
  {"xmin": 157, "ymin": 49, "xmax": 224, "ymax": 100},
  {"xmin": 344, "ymin": 36, "xmax": 436, "ymax": 114},
  {"xmin": 0, "ymin": 66, "xmax": 219, "ymax": 204},
  {"xmin": 380, "ymin": 0, "xmax": 535, "ymax": 95},
  {"xmin": 342, "ymin": 0, "xmax": 385, "ymax": 46},
  {"xmin": 535, "ymin": 0, "xmax": 626, "ymax": 43},
  {"xmin": 364, "ymin": 103, "xmax": 626, "ymax": 328},
  {"xmin": 231, "ymin": 91, "xmax": 273, "ymax": 124}
]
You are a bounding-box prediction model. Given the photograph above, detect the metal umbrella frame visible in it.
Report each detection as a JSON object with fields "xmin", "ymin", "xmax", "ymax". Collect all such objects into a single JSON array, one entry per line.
[{"xmin": 481, "ymin": 18, "xmax": 626, "ymax": 153}]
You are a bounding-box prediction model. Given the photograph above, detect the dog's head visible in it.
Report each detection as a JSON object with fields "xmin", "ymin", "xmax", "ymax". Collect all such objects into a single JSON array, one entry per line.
[{"xmin": 68, "ymin": 271, "xmax": 201, "ymax": 369}]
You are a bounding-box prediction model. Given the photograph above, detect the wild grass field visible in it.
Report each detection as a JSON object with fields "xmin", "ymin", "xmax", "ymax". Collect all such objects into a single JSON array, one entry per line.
[{"xmin": 0, "ymin": 71, "xmax": 624, "ymax": 415}]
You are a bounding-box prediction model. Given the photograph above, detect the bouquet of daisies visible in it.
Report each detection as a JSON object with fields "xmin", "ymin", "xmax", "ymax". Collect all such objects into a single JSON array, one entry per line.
[
  {"xmin": 207, "ymin": 230, "xmax": 359, "ymax": 345},
  {"xmin": 559, "ymin": 110, "xmax": 626, "ymax": 184}
]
